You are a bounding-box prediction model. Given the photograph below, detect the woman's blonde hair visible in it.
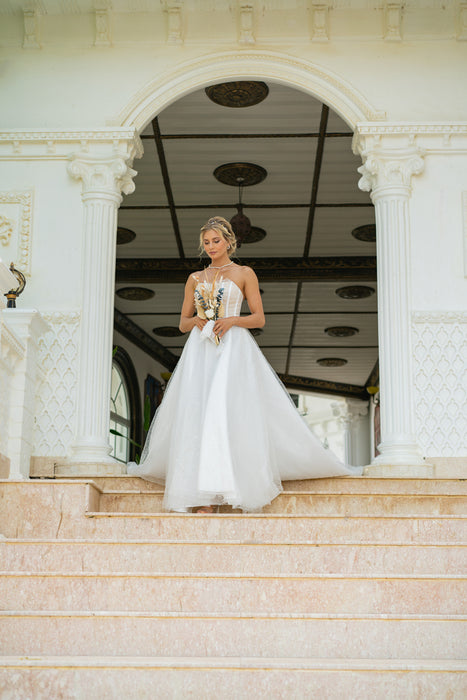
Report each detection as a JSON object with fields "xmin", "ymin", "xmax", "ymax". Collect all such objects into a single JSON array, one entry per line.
[{"xmin": 199, "ymin": 216, "xmax": 237, "ymax": 257}]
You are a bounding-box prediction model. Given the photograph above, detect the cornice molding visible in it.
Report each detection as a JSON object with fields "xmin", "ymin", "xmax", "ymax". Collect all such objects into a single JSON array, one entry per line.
[
  {"xmin": 353, "ymin": 123, "xmax": 467, "ymax": 157},
  {"xmin": 0, "ymin": 129, "xmax": 143, "ymax": 161},
  {"xmin": 278, "ymin": 372, "xmax": 368, "ymax": 400},
  {"xmin": 41, "ymin": 310, "xmax": 81, "ymax": 325},
  {"xmin": 412, "ymin": 311, "xmax": 467, "ymax": 324}
]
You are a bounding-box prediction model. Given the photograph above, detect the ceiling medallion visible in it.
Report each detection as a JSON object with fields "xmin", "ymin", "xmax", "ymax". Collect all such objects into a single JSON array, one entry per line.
[
  {"xmin": 325, "ymin": 326, "xmax": 359, "ymax": 338},
  {"xmin": 116, "ymin": 287, "xmax": 154, "ymax": 301},
  {"xmin": 241, "ymin": 226, "xmax": 267, "ymax": 245},
  {"xmin": 317, "ymin": 358, "xmax": 348, "ymax": 367},
  {"xmin": 351, "ymin": 224, "xmax": 376, "ymax": 243},
  {"xmin": 335, "ymin": 285, "xmax": 375, "ymax": 300},
  {"xmin": 117, "ymin": 227, "xmax": 136, "ymax": 245},
  {"xmin": 205, "ymin": 81, "xmax": 269, "ymax": 108},
  {"xmin": 153, "ymin": 326, "xmax": 185, "ymax": 337},
  {"xmin": 213, "ymin": 162, "xmax": 267, "ymax": 188}
]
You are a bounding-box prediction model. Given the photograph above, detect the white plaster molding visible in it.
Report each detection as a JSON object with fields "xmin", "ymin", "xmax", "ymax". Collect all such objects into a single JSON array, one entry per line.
[
  {"xmin": 458, "ymin": 2, "xmax": 467, "ymax": 40},
  {"xmin": 412, "ymin": 311, "xmax": 467, "ymax": 323},
  {"xmin": 0, "ymin": 190, "xmax": 33, "ymax": 276},
  {"xmin": 310, "ymin": 3, "xmax": 329, "ymax": 42},
  {"xmin": 115, "ymin": 50, "xmax": 386, "ymax": 132},
  {"xmin": 33, "ymin": 310, "xmax": 81, "ymax": 458},
  {"xmin": 23, "ymin": 8, "xmax": 40, "ymax": 49},
  {"xmin": 412, "ymin": 313, "xmax": 467, "ymax": 457},
  {"xmin": 384, "ymin": 2, "xmax": 402, "ymax": 41},
  {"xmin": 238, "ymin": 1, "xmax": 255, "ymax": 45},
  {"xmin": 0, "ymin": 129, "xmax": 143, "ymax": 161},
  {"xmin": 94, "ymin": 5, "xmax": 112, "ymax": 47},
  {"xmin": 0, "ymin": 216, "xmax": 13, "ymax": 246},
  {"xmin": 353, "ymin": 123, "xmax": 467, "ymax": 155},
  {"xmin": 163, "ymin": 0, "xmax": 184, "ymax": 44}
]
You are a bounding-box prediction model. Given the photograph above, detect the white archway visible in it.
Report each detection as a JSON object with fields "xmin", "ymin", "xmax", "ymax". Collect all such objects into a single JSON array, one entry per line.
[{"xmin": 114, "ymin": 50, "xmax": 386, "ymax": 134}]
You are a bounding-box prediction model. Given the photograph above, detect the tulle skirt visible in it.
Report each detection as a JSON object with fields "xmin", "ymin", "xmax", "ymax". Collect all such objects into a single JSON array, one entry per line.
[{"xmin": 127, "ymin": 325, "xmax": 359, "ymax": 512}]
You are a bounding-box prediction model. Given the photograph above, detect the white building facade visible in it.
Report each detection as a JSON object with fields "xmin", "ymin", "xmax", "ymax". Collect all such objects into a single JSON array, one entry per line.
[{"xmin": 0, "ymin": 0, "xmax": 466, "ymax": 479}]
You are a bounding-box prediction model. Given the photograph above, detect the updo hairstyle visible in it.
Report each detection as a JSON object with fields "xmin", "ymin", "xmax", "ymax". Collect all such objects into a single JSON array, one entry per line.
[{"xmin": 199, "ymin": 216, "xmax": 237, "ymax": 257}]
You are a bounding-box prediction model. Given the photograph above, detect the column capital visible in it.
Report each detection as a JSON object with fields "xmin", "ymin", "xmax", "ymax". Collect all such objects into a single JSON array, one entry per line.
[
  {"xmin": 67, "ymin": 154, "xmax": 137, "ymax": 200},
  {"xmin": 357, "ymin": 146, "xmax": 425, "ymax": 196},
  {"xmin": 332, "ymin": 398, "xmax": 368, "ymax": 427}
]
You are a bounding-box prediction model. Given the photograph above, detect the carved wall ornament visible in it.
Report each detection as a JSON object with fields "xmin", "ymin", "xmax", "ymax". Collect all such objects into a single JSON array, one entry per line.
[
  {"xmin": 164, "ymin": 0, "xmax": 184, "ymax": 44},
  {"xmin": 238, "ymin": 1, "xmax": 255, "ymax": 45},
  {"xmin": 384, "ymin": 2, "xmax": 402, "ymax": 41},
  {"xmin": 0, "ymin": 216, "xmax": 13, "ymax": 246},
  {"xmin": 23, "ymin": 8, "xmax": 40, "ymax": 49},
  {"xmin": 311, "ymin": 3, "xmax": 329, "ymax": 42},
  {"xmin": 0, "ymin": 190, "xmax": 33, "ymax": 275},
  {"xmin": 95, "ymin": 6, "xmax": 112, "ymax": 47}
]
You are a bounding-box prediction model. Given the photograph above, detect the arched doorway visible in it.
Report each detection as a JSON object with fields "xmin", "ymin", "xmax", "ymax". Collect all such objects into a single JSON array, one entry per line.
[{"xmin": 114, "ymin": 77, "xmax": 377, "ymax": 466}]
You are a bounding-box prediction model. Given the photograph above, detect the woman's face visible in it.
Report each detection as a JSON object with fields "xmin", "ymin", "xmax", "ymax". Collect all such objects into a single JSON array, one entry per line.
[{"xmin": 203, "ymin": 229, "xmax": 229, "ymax": 262}]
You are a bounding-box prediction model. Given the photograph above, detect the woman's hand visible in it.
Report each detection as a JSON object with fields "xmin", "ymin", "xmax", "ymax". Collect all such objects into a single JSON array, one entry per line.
[
  {"xmin": 213, "ymin": 317, "xmax": 236, "ymax": 338},
  {"xmin": 193, "ymin": 317, "xmax": 208, "ymax": 331}
]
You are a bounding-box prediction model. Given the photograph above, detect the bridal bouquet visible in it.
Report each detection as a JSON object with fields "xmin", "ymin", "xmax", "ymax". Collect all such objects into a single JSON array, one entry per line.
[{"xmin": 195, "ymin": 283, "xmax": 225, "ymax": 345}]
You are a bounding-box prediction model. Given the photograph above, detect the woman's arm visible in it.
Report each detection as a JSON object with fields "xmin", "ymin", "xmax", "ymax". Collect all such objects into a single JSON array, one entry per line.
[
  {"xmin": 213, "ymin": 267, "xmax": 265, "ymax": 338},
  {"xmin": 179, "ymin": 275, "xmax": 207, "ymax": 332}
]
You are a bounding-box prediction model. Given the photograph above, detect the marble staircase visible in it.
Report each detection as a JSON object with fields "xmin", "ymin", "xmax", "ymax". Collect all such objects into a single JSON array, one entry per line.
[{"xmin": 0, "ymin": 476, "xmax": 466, "ymax": 698}]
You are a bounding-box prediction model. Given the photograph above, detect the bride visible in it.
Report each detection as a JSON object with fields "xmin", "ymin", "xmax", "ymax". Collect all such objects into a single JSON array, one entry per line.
[{"xmin": 127, "ymin": 216, "xmax": 360, "ymax": 512}]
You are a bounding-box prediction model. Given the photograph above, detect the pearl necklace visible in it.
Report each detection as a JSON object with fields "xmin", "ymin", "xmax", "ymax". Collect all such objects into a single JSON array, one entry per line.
[{"xmin": 208, "ymin": 261, "xmax": 234, "ymax": 270}]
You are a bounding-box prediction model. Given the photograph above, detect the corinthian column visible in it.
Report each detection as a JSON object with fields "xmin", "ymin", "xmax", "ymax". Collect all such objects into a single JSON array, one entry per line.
[
  {"xmin": 356, "ymin": 143, "xmax": 432, "ymax": 475},
  {"xmin": 67, "ymin": 154, "xmax": 136, "ymax": 464}
]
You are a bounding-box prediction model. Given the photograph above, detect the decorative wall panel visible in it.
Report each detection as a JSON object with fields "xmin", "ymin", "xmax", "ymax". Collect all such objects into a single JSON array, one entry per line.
[
  {"xmin": 33, "ymin": 311, "xmax": 80, "ymax": 457},
  {"xmin": 0, "ymin": 191, "xmax": 33, "ymax": 275},
  {"xmin": 412, "ymin": 312, "xmax": 467, "ymax": 457}
]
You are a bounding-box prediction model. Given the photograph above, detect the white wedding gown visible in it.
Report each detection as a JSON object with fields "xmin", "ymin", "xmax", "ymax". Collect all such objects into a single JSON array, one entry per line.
[{"xmin": 127, "ymin": 276, "xmax": 360, "ymax": 511}]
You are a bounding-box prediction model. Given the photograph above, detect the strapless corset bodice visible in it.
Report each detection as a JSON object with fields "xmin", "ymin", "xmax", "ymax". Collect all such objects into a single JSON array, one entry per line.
[{"xmin": 194, "ymin": 278, "xmax": 243, "ymax": 318}]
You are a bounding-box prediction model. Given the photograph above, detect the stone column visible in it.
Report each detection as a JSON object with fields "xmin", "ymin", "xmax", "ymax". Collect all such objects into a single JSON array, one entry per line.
[
  {"xmin": 2, "ymin": 309, "xmax": 49, "ymax": 478},
  {"xmin": 357, "ymin": 144, "xmax": 431, "ymax": 475},
  {"xmin": 67, "ymin": 154, "xmax": 136, "ymax": 464},
  {"xmin": 332, "ymin": 399, "xmax": 370, "ymax": 467}
]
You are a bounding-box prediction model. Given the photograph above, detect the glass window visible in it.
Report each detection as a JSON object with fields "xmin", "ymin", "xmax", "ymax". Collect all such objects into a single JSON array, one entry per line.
[{"xmin": 110, "ymin": 361, "xmax": 131, "ymax": 463}]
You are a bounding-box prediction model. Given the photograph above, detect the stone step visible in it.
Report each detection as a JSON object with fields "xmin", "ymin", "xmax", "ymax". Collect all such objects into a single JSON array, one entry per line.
[
  {"xmin": 54, "ymin": 476, "xmax": 467, "ymax": 495},
  {"xmin": 80, "ymin": 513, "xmax": 467, "ymax": 544},
  {"xmin": 2, "ymin": 540, "xmax": 465, "ymax": 575},
  {"xmin": 2, "ymin": 612, "xmax": 465, "ymax": 659},
  {"xmin": 1, "ymin": 572, "xmax": 465, "ymax": 614},
  {"xmin": 1, "ymin": 656, "xmax": 466, "ymax": 700},
  {"xmin": 98, "ymin": 490, "xmax": 467, "ymax": 515}
]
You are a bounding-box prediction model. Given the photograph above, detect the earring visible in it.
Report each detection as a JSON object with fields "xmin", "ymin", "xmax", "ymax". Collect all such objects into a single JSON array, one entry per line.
[{"xmin": 227, "ymin": 245, "xmax": 231, "ymax": 250}]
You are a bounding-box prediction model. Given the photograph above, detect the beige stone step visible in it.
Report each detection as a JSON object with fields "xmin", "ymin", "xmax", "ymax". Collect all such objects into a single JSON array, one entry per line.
[
  {"xmin": 54, "ymin": 475, "xmax": 467, "ymax": 495},
  {"xmin": 1, "ymin": 656, "xmax": 466, "ymax": 700},
  {"xmin": 1, "ymin": 481, "xmax": 466, "ymax": 543},
  {"xmin": 2, "ymin": 612, "xmax": 465, "ymax": 659},
  {"xmin": 1, "ymin": 572, "xmax": 465, "ymax": 614},
  {"xmin": 2, "ymin": 540, "xmax": 465, "ymax": 576},
  {"xmin": 98, "ymin": 490, "xmax": 467, "ymax": 515}
]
